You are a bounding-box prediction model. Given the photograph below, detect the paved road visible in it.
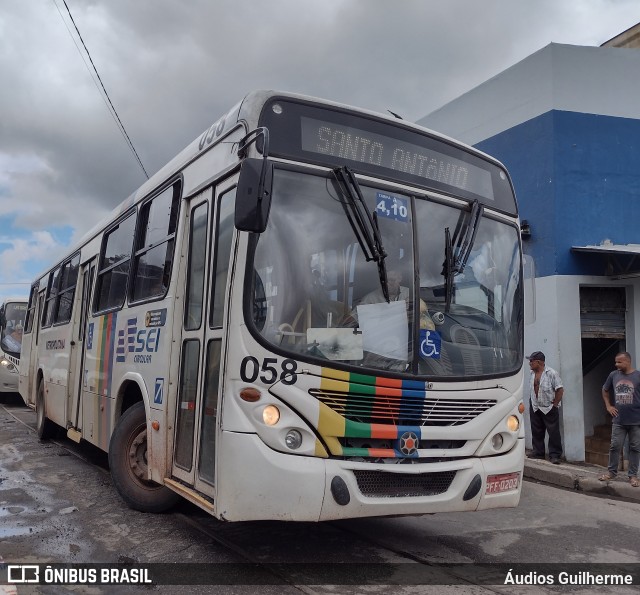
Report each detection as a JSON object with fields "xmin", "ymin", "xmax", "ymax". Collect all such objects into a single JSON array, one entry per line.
[{"xmin": 1, "ymin": 397, "xmax": 639, "ymax": 594}]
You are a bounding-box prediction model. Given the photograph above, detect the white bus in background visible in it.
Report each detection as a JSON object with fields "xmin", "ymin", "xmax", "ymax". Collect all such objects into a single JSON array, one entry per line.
[
  {"xmin": 19, "ymin": 91, "xmax": 526, "ymax": 521},
  {"xmin": 0, "ymin": 298, "xmax": 27, "ymax": 393}
]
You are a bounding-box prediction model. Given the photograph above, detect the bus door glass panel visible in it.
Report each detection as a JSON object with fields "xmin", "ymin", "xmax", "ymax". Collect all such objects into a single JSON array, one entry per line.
[
  {"xmin": 28, "ymin": 290, "xmax": 46, "ymax": 405},
  {"xmin": 73, "ymin": 262, "xmax": 96, "ymax": 429},
  {"xmin": 210, "ymin": 189, "xmax": 236, "ymax": 328},
  {"xmin": 174, "ymin": 339, "xmax": 200, "ymax": 469},
  {"xmin": 20, "ymin": 286, "xmax": 39, "ymax": 401},
  {"xmin": 198, "ymin": 339, "xmax": 221, "ymax": 484},
  {"xmin": 174, "ymin": 200, "xmax": 209, "ymax": 474},
  {"xmin": 24, "ymin": 285, "xmax": 39, "ymax": 335},
  {"xmin": 197, "ymin": 188, "xmax": 235, "ymax": 487},
  {"xmin": 35, "ymin": 291, "xmax": 45, "ymax": 345},
  {"xmin": 184, "ymin": 202, "xmax": 209, "ymax": 331}
]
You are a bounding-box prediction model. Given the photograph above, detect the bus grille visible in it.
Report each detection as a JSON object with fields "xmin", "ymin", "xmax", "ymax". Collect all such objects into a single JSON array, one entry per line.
[
  {"xmin": 310, "ymin": 389, "xmax": 496, "ymax": 426},
  {"xmin": 4, "ymin": 354, "xmax": 19, "ymax": 367},
  {"xmin": 353, "ymin": 470, "xmax": 456, "ymax": 498}
]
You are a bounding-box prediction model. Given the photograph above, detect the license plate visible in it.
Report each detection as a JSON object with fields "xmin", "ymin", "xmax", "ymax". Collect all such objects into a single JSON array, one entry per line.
[{"xmin": 485, "ymin": 472, "xmax": 520, "ymax": 494}]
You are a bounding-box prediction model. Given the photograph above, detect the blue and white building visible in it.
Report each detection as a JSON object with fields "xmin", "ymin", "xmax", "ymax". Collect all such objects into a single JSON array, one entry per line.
[{"xmin": 418, "ymin": 40, "xmax": 640, "ymax": 462}]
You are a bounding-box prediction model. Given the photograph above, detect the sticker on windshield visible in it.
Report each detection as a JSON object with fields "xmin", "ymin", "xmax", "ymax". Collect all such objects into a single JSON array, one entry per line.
[
  {"xmin": 419, "ymin": 329, "xmax": 441, "ymax": 359},
  {"xmin": 375, "ymin": 192, "xmax": 408, "ymax": 222}
]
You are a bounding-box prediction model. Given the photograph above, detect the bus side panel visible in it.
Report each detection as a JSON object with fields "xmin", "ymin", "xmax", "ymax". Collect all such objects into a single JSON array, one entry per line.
[
  {"xmin": 80, "ymin": 301, "xmax": 175, "ymax": 472},
  {"xmin": 38, "ymin": 323, "xmax": 74, "ymax": 429},
  {"xmin": 81, "ymin": 312, "xmax": 119, "ymax": 450},
  {"xmin": 110, "ymin": 302, "xmax": 176, "ymax": 482}
]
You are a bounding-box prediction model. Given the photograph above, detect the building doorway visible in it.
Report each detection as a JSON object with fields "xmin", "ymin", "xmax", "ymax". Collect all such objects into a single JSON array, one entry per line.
[{"xmin": 580, "ymin": 286, "xmax": 625, "ymax": 465}]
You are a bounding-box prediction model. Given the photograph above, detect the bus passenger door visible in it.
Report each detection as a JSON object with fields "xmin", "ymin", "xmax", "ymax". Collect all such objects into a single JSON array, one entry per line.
[
  {"xmin": 19, "ymin": 286, "xmax": 40, "ymax": 407},
  {"xmin": 68, "ymin": 259, "xmax": 96, "ymax": 439},
  {"xmin": 171, "ymin": 183, "xmax": 236, "ymax": 500},
  {"xmin": 26, "ymin": 290, "xmax": 45, "ymax": 407}
]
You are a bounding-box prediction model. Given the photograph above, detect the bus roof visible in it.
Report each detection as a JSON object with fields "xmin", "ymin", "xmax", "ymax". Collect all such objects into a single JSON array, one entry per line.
[{"xmin": 33, "ymin": 90, "xmax": 512, "ymax": 282}]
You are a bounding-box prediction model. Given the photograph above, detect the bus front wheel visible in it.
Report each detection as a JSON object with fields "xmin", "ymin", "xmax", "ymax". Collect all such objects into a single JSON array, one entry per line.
[
  {"xmin": 36, "ymin": 380, "xmax": 56, "ymax": 440},
  {"xmin": 108, "ymin": 401, "xmax": 179, "ymax": 513}
]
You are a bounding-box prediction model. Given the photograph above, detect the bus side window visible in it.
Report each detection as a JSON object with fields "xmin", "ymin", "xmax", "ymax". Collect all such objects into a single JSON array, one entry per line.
[
  {"xmin": 42, "ymin": 266, "xmax": 62, "ymax": 328},
  {"xmin": 131, "ymin": 183, "xmax": 180, "ymax": 303},
  {"xmin": 95, "ymin": 211, "xmax": 137, "ymax": 313},
  {"xmin": 24, "ymin": 285, "xmax": 38, "ymax": 334},
  {"xmin": 54, "ymin": 254, "xmax": 80, "ymax": 324}
]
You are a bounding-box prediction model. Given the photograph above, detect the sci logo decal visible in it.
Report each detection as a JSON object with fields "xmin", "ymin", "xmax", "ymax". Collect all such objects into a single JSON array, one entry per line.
[{"xmin": 116, "ymin": 317, "xmax": 161, "ymax": 364}]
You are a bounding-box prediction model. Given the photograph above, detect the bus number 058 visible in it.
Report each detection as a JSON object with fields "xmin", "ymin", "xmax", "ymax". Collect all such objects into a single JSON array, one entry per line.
[{"xmin": 240, "ymin": 356, "xmax": 298, "ymax": 385}]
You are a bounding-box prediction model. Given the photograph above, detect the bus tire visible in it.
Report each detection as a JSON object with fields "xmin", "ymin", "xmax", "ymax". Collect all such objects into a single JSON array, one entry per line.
[
  {"xmin": 36, "ymin": 380, "xmax": 56, "ymax": 440},
  {"xmin": 108, "ymin": 401, "xmax": 179, "ymax": 513}
]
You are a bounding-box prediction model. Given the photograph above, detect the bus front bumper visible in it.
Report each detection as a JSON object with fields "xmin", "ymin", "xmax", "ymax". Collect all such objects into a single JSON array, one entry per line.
[{"xmin": 215, "ymin": 431, "xmax": 525, "ymax": 522}]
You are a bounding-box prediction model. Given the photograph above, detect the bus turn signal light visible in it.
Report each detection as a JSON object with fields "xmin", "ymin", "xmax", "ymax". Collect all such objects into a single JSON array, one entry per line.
[
  {"xmin": 518, "ymin": 402, "xmax": 525, "ymax": 414},
  {"xmin": 151, "ymin": 421, "xmax": 160, "ymax": 431},
  {"xmin": 240, "ymin": 387, "xmax": 261, "ymax": 402}
]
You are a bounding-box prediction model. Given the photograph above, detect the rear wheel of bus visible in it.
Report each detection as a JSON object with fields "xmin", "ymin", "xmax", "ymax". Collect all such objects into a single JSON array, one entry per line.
[
  {"xmin": 108, "ymin": 401, "xmax": 179, "ymax": 513},
  {"xmin": 36, "ymin": 379, "xmax": 56, "ymax": 440}
]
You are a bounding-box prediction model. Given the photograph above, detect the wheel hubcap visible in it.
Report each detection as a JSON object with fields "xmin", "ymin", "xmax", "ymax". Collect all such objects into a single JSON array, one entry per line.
[{"xmin": 128, "ymin": 428, "xmax": 153, "ymax": 486}]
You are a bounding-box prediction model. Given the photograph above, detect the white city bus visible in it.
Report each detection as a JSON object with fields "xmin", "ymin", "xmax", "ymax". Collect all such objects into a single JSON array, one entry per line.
[
  {"xmin": 19, "ymin": 91, "xmax": 525, "ymax": 521},
  {"xmin": 1, "ymin": 298, "xmax": 27, "ymax": 393}
]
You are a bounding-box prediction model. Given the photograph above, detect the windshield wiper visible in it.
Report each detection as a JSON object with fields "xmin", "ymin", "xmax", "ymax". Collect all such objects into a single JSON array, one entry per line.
[
  {"xmin": 452, "ymin": 199, "xmax": 483, "ymax": 274},
  {"xmin": 443, "ymin": 199, "xmax": 484, "ymax": 312},
  {"xmin": 444, "ymin": 227, "xmax": 454, "ymax": 313},
  {"xmin": 333, "ymin": 167, "xmax": 390, "ymax": 301}
]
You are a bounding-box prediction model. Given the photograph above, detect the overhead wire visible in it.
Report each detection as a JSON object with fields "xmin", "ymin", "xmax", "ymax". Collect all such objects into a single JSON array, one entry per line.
[{"xmin": 52, "ymin": 0, "xmax": 149, "ymax": 179}]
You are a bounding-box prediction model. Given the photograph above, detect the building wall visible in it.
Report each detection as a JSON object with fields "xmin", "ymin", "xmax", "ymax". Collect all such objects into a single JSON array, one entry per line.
[
  {"xmin": 601, "ymin": 22, "xmax": 640, "ymax": 48},
  {"xmin": 418, "ymin": 43, "xmax": 640, "ymax": 146},
  {"xmin": 476, "ymin": 111, "xmax": 640, "ymax": 277},
  {"xmin": 526, "ymin": 275, "xmax": 640, "ymax": 461},
  {"xmin": 418, "ymin": 41, "xmax": 640, "ymax": 462}
]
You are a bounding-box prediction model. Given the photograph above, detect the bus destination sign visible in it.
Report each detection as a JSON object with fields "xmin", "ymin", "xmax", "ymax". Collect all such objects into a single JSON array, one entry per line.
[{"xmin": 300, "ymin": 116, "xmax": 494, "ymax": 201}]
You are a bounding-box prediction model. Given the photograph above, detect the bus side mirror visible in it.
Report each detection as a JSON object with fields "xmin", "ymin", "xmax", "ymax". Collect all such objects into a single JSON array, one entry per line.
[{"xmin": 235, "ymin": 158, "xmax": 273, "ymax": 233}]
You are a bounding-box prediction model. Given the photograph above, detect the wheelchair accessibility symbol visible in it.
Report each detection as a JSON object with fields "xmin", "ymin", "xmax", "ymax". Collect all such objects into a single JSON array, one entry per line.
[{"xmin": 419, "ymin": 329, "xmax": 441, "ymax": 359}]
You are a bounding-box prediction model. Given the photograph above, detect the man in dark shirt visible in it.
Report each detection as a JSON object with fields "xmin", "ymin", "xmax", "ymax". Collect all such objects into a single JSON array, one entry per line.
[{"xmin": 599, "ymin": 352, "xmax": 640, "ymax": 487}]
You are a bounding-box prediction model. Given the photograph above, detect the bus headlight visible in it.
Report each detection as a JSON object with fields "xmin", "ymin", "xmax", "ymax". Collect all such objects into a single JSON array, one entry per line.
[
  {"xmin": 1, "ymin": 358, "xmax": 16, "ymax": 372},
  {"xmin": 262, "ymin": 405, "xmax": 280, "ymax": 426},
  {"xmin": 507, "ymin": 415, "xmax": 520, "ymax": 432},
  {"xmin": 285, "ymin": 429, "xmax": 303, "ymax": 450}
]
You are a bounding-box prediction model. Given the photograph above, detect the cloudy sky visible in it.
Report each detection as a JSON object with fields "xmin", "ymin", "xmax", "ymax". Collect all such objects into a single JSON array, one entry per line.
[{"xmin": 1, "ymin": 0, "xmax": 639, "ymax": 304}]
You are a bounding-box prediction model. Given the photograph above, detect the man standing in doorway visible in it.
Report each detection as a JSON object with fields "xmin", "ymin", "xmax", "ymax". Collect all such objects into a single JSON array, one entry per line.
[
  {"xmin": 599, "ymin": 352, "xmax": 640, "ymax": 487},
  {"xmin": 527, "ymin": 351, "xmax": 564, "ymax": 464}
]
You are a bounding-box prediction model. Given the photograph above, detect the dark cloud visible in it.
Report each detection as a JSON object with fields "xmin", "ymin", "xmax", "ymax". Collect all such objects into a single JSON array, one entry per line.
[{"xmin": 1, "ymin": 0, "xmax": 638, "ymax": 238}]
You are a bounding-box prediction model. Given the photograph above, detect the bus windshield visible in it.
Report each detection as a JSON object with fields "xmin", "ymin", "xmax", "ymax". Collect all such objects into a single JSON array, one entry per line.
[
  {"xmin": 249, "ymin": 167, "xmax": 522, "ymax": 378},
  {"xmin": 1, "ymin": 301, "xmax": 27, "ymax": 356}
]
